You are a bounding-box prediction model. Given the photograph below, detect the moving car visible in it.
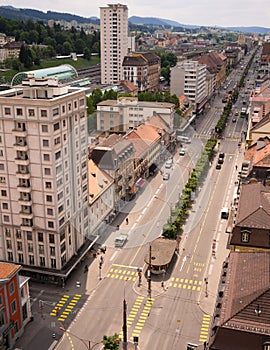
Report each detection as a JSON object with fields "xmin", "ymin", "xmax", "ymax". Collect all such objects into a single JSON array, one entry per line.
[
  {"xmin": 218, "ymin": 157, "xmax": 224, "ymax": 164},
  {"xmin": 219, "ymin": 152, "xmax": 225, "ymax": 159},
  {"xmin": 232, "ymin": 118, "xmax": 236, "ymax": 123},
  {"xmin": 179, "ymin": 149, "xmax": 185, "ymax": 156},
  {"xmin": 165, "ymin": 160, "xmax": 173, "ymax": 168},
  {"xmin": 216, "ymin": 163, "xmax": 221, "ymax": 170},
  {"xmin": 163, "ymin": 173, "xmax": 170, "ymax": 180},
  {"xmin": 114, "ymin": 233, "xmax": 128, "ymax": 247},
  {"xmin": 176, "ymin": 135, "xmax": 191, "ymax": 144}
]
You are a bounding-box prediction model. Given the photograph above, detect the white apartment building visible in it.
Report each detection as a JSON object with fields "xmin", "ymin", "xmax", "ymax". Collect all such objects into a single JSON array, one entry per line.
[
  {"xmin": 0, "ymin": 75, "xmax": 89, "ymax": 284},
  {"xmin": 170, "ymin": 60, "xmax": 207, "ymax": 114},
  {"xmin": 100, "ymin": 3, "xmax": 129, "ymax": 85},
  {"xmin": 96, "ymin": 97, "xmax": 175, "ymax": 132}
]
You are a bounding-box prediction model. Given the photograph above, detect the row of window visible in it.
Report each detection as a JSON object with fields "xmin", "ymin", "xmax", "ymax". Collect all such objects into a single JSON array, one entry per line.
[{"xmin": 4, "ymin": 99, "xmax": 85, "ymax": 118}]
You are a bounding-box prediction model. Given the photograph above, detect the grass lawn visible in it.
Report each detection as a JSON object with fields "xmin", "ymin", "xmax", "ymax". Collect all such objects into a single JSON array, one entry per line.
[{"xmin": 0, "ymin": 56, "xmax": 100, "ymax": 84}]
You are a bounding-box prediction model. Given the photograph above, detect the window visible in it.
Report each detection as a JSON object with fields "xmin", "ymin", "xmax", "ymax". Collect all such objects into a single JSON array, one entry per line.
[
  {"xmin": 4, "ymin": 107, "xmax": 11, "ymax": 115},
  {"xmin": 9, "ymin": 281, "xmax": 15, "ymax": 295},
  {"xmin": 50, "ymin": 246, "xmax": 55, "ymax": 256},
  {"xmin": 2, "ymin": 203, "xmax": 8, "ymax": 210},
  {"xmin": 58, "ymin": 205, "xmax": 63, "ymax": 214},
  {"xmin": 29, "ymin": 255, "xmax": 34, "ymax": 265},
  {"xmin": 11, "ymin": 299, "xmax": 16, "ymax": 314},
  {"xmin": 8, "ymin": 251, "xmax": 13, "ymax": 261},
  {"xmin": 53, "ymin": 108, "xmax": 59, "ymax": 116},
  {"xmin": 43, "ymin": 139, "xmax": 49, "ymax": 147},
  {"xmin": 54, "ymin": 137, "xmax": 60, "ymax": 145},
  {"xmin": 27, "ymin": 232, "xmax": 32, "ymax": 241},
  {"xmin": 38, "ymin": 232, "xmax": 43, "ymax": 242},
  {"xmin": 47, "ymin": 208, "xmax": 53, "ymax": 216},
  {"xmin": 55, "ymin": 151, "xmax": 61, "ymax": 160},
  {"xmin": 49, "ymin": 234, "xmax": 55, "ymax": 244},
  {"xmin": 42, "ymin": 125, "xmax": 48, "ymax": 132},
  {"xmin": 0, "ymin": 150, "xmax": 3, "ymax": 157},
  {"xmin": 57, "ymin": 192, "xmax": 63, "ymax": 201},
  {"xmin": 59, "ymin": 217, "xmax": 64, "ymax": 226},
  {"xmin": 28, "ymin": 109, "xmax": 35, "ymax": 117},
  {"xmin": 241, "ymin": 230, "xmax": 250, "ymax": 243},
  {"xmin": 17, "ymin": 241, "xmax": 22, "ymax": 251},
  {"xmin": 1, "ymin": 189, "xmax": 7, "ymax": 196},
  {"xmin": 48, "ymin": 221, "xmax": 54, "ymax": 228},
  {"xmin": 44, "ymin": 168, "xmax": 51, "ymax": 175},
  {"xmin": 6, "ymin": 240, "xmax": 12, "ymax": 249},
  {"xmin": 16, "ymin": 108, "xmax": 23, "ymax": 116},
  {"xmin": 18, "ymin": 253, "xmax": 24, "ymax": 263},
  {"xmin": 0, "ymin": 163, "xmax": 4, "ymax": 170},
  {"xmin": 40, "ymin": 257, "xmax": 45, "ymax": 267},
  {"xmin": 3, "ymin": 215, "xmax": 9, "ymax": 222},
  {"xmin": 43, "ymin": 154, "xmax": 50, "ymax": 161},
  {"xmin": 16, "ymin": 229, "xmax": 21, "ymax": 239},
  {"xmin": 45, "ymin": 181, "xmax": 52, "ymax": 189},
  {"xmin": 54, "ymin": 122, "xmax": 60, "ymax": 131},
  {"xmin": 41, "ymin": 110, "xmax": 47, "ymax": 117},
  {"xmin": 51, "ymin": 258, "xmax": 56, "ymax": 269}
]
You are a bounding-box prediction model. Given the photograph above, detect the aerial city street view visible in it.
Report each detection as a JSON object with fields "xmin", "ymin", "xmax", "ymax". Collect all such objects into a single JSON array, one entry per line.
[{"xmin": 0, "ymin": 1, "xmax": 270, "ymax": 350}]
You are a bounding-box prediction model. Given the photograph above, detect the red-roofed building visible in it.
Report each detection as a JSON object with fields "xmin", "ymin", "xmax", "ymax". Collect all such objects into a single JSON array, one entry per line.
[{"xmin": 0, "ymin": 262, "xmax": 31, "ymax": 349}]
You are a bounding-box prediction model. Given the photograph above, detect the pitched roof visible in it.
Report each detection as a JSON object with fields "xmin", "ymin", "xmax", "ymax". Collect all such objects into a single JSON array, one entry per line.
[
  {"xmin": 220, "ymin": 252, "xmax": 270, "ymax": 333},
  {"xmin": 127, "ymin": 124, "xmax": 161, "ymax": 146},
  {"xmin": 122, "ymin": 55, "xmax": 147, "ymax": 67},
  {"xmin": 88, "ymin": 159, "xmax": 114, "ymax": 202},
  {"xmin": 125, "ymin": 132, "xmax": 149, "ymax": 158},
  {"xmin": 236, "ymin": 182, "xmax": 270, "ymax": 228},
  {"xmin": 0, "ymin": 262, "xmax": 21, "ymax": 280}
]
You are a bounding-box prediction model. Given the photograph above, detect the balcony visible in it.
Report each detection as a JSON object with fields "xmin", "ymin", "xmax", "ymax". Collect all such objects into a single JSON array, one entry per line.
[
  {"xmin": 15, "ymin": 155, "xmax": 29, "ymax": 166},
  {"xmin": 12, "ymin": 129, "xmax": 27, "ymax": 138},
  {"xmin": 13, "ymin": 142, "xmax": 28, "ymax": 152},
  {"xmin": 17, "ymin": 183, "xmax": 31, "ymax": 193},
  {"xmin": 19, "ymin": 210, "xmax": 33, "ymax": 219},
  {"xmin": 18, "ymin": 197, "xmax": 32, "ymax": 206}
]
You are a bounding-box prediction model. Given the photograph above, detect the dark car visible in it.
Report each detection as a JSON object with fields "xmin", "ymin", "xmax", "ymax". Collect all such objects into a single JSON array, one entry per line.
[
  {"xmin": 216, "ymin": 163, "xmax": 221, "ymax": 170},
  {"xmin": 218, "ymin": 157, "xmax": 224, "ymax": 164},
  {"xmin": 219, "ymin": 153, "xmax": 225, "ymax": 159},
  {"xmin": 232, "ymin": 118, "xmax": 236, "ymax": 123}
]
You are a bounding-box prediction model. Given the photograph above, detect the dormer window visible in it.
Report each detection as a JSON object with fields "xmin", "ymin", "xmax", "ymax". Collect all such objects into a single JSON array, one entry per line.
[{"xmin": 241, "ymin": 230, "xmax": 250, "ymax": 243}]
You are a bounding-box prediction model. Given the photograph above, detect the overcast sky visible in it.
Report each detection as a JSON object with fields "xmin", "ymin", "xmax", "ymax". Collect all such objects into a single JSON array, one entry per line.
[{"xmin": 2, "ymin": 0, "xmax": 270, "ymax": 28}]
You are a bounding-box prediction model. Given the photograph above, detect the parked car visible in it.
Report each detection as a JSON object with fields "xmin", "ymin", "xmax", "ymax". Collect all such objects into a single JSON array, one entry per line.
[
  {"xmin": 232, "ymin": 118, "xmax": 236, "ymax": 123},
  {"xmin": 216, "ymin": 163, "xmax": 221, "ymax": 170},
  {"xmin": 163, "ymin": 173, "xmax": 170, "ymax": 180},
  {"xmin": 219, "ymin": 152, "xmax": 225, "ymax": 158}
]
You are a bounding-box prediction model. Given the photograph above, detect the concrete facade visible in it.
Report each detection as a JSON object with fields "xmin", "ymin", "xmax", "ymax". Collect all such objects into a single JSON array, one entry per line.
[
  {"xmin": 0, "ymin": 76, "xmax": 89, "ymax": 283},
  {"xmin": 100, "ymin": 3, "xmax": 129, "ymax": 85}
]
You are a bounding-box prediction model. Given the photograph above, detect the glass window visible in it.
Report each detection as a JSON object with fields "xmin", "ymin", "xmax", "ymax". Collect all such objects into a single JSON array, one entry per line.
[
  {"xmin": 9, "ymin": 281, "xmax": 15, "ymax": 295},
  {"xmin": 41, "ymin": 125, "xmax": 48, "ymax": 133},
  {"xmin": 11, "ymin": 299, "xmax": 16, "ymax": 314}
]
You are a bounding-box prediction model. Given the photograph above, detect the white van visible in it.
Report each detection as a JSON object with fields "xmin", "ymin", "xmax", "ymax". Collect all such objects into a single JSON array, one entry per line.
[{"xmin": 177, "ymin": 135, "xmax": 191, "ymax": 144}]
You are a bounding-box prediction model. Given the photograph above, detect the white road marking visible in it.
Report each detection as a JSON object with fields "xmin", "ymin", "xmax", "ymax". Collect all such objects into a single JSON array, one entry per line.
[
  {"xmin": 180, "ymin": 256, "xmax": 187, "ymax": 272},
  {"xmin": 110, "ymin": 251, "xmax": 118, "ymax": 261}
]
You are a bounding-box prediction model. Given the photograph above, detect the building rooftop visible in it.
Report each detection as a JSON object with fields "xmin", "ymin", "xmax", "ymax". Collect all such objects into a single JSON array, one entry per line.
[{"xmin": 0, "ymin": 262, "xmax": 21, "ymax": 280}]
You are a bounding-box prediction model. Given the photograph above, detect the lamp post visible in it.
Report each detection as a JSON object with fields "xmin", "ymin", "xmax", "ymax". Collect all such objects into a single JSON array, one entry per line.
[{"xmin": 59, "ymin": 327, "xmax": 103, "ymax": 350}]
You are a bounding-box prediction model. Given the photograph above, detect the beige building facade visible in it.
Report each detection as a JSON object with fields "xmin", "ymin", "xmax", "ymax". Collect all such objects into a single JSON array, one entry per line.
[{"xmin": 0, "ymin": 76, "xmax": 89, "ymax": 283}]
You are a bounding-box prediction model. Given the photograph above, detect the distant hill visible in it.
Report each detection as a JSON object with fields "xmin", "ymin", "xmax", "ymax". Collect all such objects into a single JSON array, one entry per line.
[
  {"xmin": 225, "ymin": 26, "xmax": 270, "ymax": 34},
  {"xmin": 129, "ymin": 16, "xmax": 201, "ymax": 29},
  {"xmin": 0, "ymin": 6, "xmax": 99, "ymax": 25},
  {"xmin": 0, "ymin": 6, "xmax": 269, "ymax": 34}
]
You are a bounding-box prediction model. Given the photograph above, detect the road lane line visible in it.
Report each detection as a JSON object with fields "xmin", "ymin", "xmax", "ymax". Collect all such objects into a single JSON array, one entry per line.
[{"xmin": 110, "ymin": 251, "xmax": 118, "ymax": 261}]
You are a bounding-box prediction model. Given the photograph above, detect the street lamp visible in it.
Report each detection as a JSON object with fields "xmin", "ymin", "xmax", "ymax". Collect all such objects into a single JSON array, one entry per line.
[{"xmin": 59, "ymin": 327, "xmax": 103, "ymax": 350}]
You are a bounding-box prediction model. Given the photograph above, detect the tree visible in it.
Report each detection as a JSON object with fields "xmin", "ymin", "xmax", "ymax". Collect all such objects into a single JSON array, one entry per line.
[
  {"xmin": 19, "ymin": 44, "xmax": 33, "ymax": 68},
  {"xmin": 103, "ymin": 334, "xmax": 120, "ymax": 350}
]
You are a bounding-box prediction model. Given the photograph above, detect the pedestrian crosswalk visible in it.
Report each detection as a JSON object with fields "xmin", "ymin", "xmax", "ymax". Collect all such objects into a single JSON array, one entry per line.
[
  {"xmin": 50, "ymin": 294, "xmax": 82, "ymax": 322},
  {"xmin": 168, "ymin": 277, "xmax": 202, "ymax": 291},
  {"xmin": 118, "ymin": 296, "xmax": 155, "ymax": 341},
  {"xmin": 199, "ymin": 314, "xmax": 211, "ymax": 343},
  {"xmin": 106, "ymin": 267, "xmax": 137, "ymax": 282}
]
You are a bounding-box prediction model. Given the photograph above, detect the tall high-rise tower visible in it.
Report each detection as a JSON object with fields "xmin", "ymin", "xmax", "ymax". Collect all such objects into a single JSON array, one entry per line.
[{"xmin": 100, "ymin": 3, "xmax": 129, "ymax": 85}]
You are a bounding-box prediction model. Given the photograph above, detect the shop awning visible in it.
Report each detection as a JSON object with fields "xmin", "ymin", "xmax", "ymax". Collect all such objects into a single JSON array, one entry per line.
[{"xmin": 136, "ymin": 178, "xmax": 145, "ymax": 188}]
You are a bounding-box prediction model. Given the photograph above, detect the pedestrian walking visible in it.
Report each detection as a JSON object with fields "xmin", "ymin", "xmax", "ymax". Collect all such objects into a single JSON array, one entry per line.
[
  {"xmin": 235, "ymin": 165, "xmax": 238, "ymax": 171},
  {"xmin": 126, "ymin": 217, "xmax": 129, "ymax": 225}
]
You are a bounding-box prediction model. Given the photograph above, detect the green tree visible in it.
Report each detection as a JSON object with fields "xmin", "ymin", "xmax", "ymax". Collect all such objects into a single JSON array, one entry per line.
[
  {"xmin": 103, "ymin": 334, "xmax": 120, "ymax": 350},
  {"xmin": 62, "ymin": 41, "xmax": 73, "ymax": 55}
]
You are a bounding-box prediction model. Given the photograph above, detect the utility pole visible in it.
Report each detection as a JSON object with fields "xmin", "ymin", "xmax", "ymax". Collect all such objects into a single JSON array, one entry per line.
[
  {"xmin": 148, "ymin": 245, "xmax": 152, "ymax": 298},
  {"xmin": 122, "ymin": 298, "xmax": 128, "ymax": 350}
]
